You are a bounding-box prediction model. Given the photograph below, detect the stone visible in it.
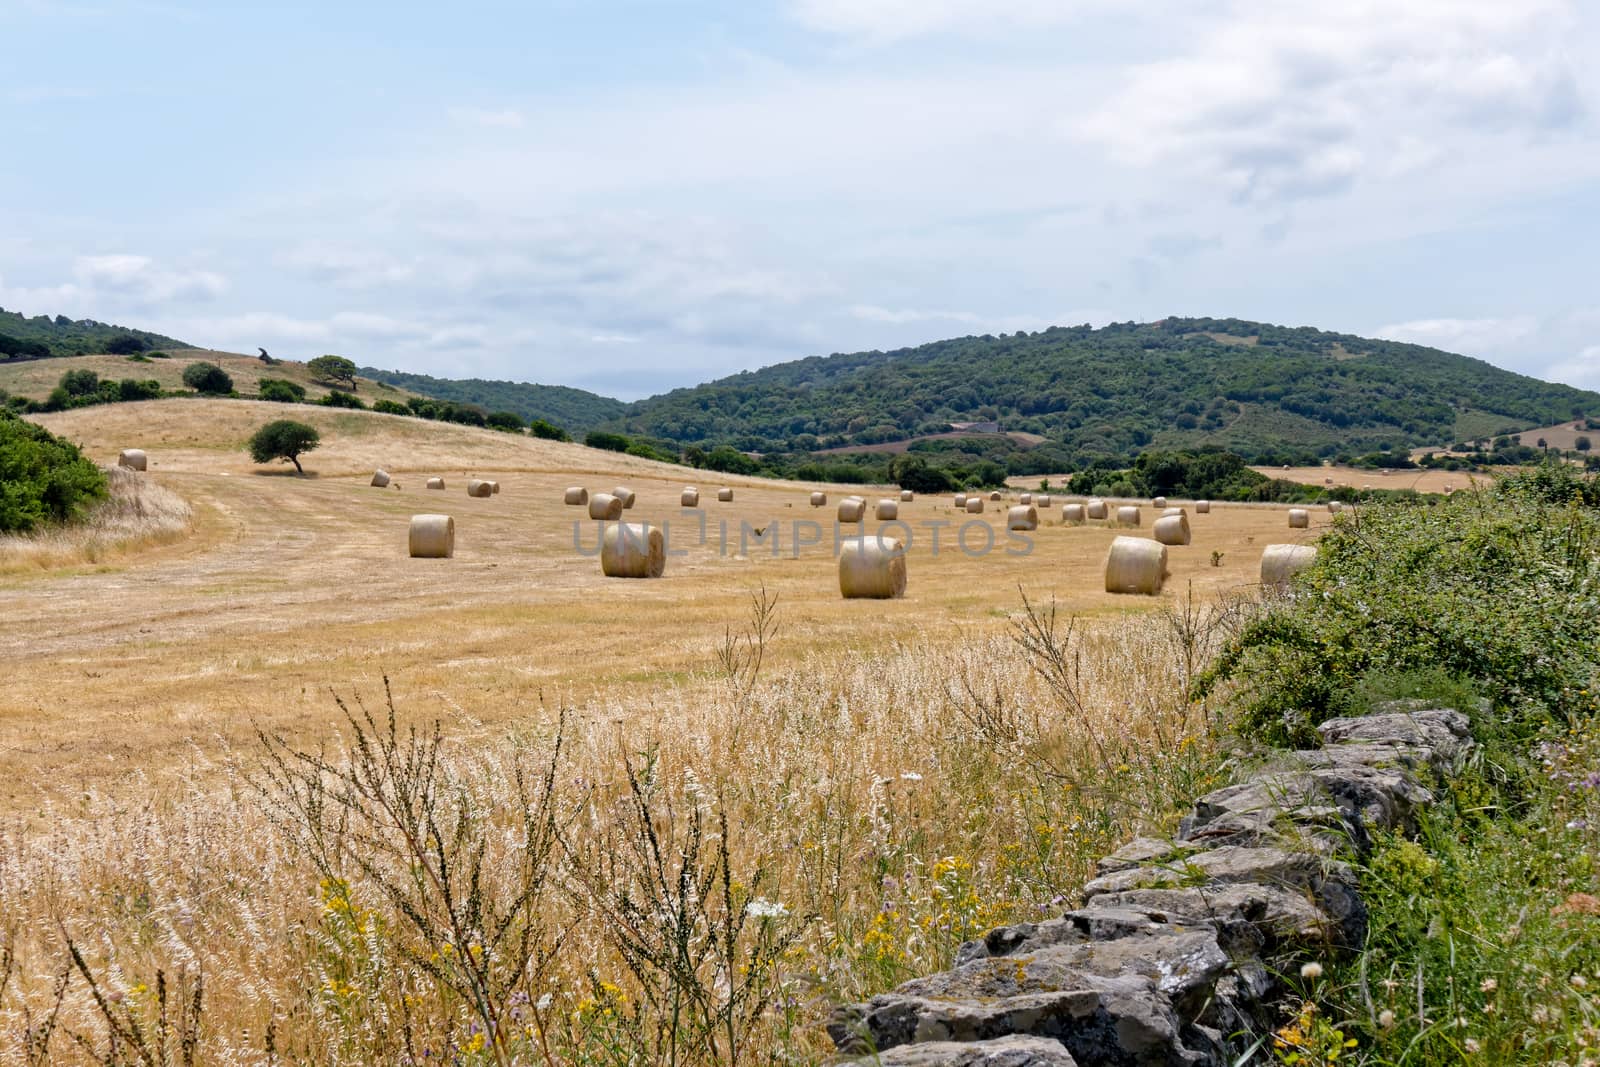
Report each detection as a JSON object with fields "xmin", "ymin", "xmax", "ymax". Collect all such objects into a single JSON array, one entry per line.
[
  {"xmin": 1316, "ymin": 707, "xmax": 1472, "ymax": 766},
  {"xmin": 1097, "ymin": 837, "xmax": 1182, "ymax": 875},
  {"xmin": 1085, "ymin": 882, "xmax": 1354, "ymax": 951},
  {"xmin": 849, "ymin": 1035, "xmax": 1079, "ymax": 1066}
]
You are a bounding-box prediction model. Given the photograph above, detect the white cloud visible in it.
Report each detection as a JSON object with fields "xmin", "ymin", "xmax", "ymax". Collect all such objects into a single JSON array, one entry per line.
[
  {"xmin": 73, "ymin": 254, "xmax": 226, "ymax": 304},
  {"xmin": 1374, "ymin": 316, "xmax": 1541, "ymax": 355},
  {"xmin": 1544, "ymin": 345, "xmax": 1600, "ymax": 390},
  {"xmin": 850, "ymin": 304, "xmax": 980, "ymax": 325},
  {"xmin": 279, "ymin": 243, "xmax": 416, "ymax": 288},
  {"xmin": 1074, "ymin": 0, "xmax": 1586, "ymax": 201}
]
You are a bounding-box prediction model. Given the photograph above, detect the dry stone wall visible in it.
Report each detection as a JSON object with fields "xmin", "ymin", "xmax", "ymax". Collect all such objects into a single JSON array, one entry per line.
[{"xmin": 827, "ymin": 702, "xmax": 1474, "ymax": 1066}]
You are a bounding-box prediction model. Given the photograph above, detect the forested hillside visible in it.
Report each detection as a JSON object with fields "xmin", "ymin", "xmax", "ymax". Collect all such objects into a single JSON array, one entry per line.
[
  {"xmin": 613, "ymin": 317, "xmax": 1595, "ymax": 464},
  {"xmin": 0, "ymin": 308, "xmax": 188, "ymax": 359},
  {"xmin": 360, "ymin": 367, "xmax": 626, "ymax": 436}
]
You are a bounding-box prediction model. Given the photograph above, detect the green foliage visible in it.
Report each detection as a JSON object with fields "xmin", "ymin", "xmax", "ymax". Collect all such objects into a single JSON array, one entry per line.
[
  {"xmin": 0, "ymin": 333, "xmax": 51, "ymax": 358},
  {"xmin": 405, "ymin": 396, "xmax": 486, "ymax": 427},
  {"xmin": 307, "ymin": 354, "xmax": 358, "ymax": 389},
  {"xmin": 59, "ymin": 368, "xmax": 101, "ymax": 397},
  {"xmin": 614, "ymin": 317, "xmax": 1598, "ymax": 464},
  {"xmin": 182, "ymin": 362, "xmax": 234, "ymax": 395},
  {"xmin": 247, "ymin": 419, "xmax": 321, "ymax": 474},
  {"xmin": 1199, "ymin": 477, "xmax": 1600, "ymax": 744},
  {"xmin": 528, "ymin": 418, "xmax": 570, "ymax": 442},
  {"xmin": 0, "ymin": 409, "xmax": 108, "ymax": 532},
  {"xmin": 371, "ymin": 399, "xmax": 410, "ymax": 416},
  {"xmin": 485, "ymin": 410, "xmax": 525, "ymax": 432},
  {"xmin": 585, "ymin": 430, "xmax": 632, "ymax": 453},
  {"xmin": 889, "ymin": 453, "xmax": 955, "ymax": 493},
  {"xmin": 0, "ymin": 305, "xmax": 188, "ymax": 360},
  {"xmin": 258, "ymin": 378, "xmax": 307, "ymax": 403},
  {"xmin": 104, "ymin": 333, "xmax": 148, "ymax": 355},
  {"xmin": 318, "ymin": 390, "xmax": 366, "ymax": 409},
  {"xmin": 117, "ymin": 378, "xmax": 161, "ymax": 402},
  {"xmin": 360, "ymin": 365, "xmax": 623, "ymax": 435}
]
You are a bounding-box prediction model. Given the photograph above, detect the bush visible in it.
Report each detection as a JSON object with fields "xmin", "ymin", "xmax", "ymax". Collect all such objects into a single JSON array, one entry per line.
[
  {"xmin": 182, "ymin": 362, "xmax": 234, "ymax": 395},
  {"xmin": 247, "ymin": 419, "xmax": 321, "ymax": 474},
  {"xmin": 258, "ymin": 378, "xmax": 307, "ymax": 403},
  {"xmin": 528, "ymin": 418, "xmax": 570, "ymax": 442},
  {"xmin": 60, "ymin": 369, "xmax": 101, "ymax": 397},
  {"xmin": 372, "ymin": 399, "xmax": 411, "ymax": 416},
  {"xmin": 1199, "ymin": 479, "xmax": 1600, "ymax": 745},
  {"xmin": 485, "ymin": 411, "xmax": 525, "ymax": 432},
  {"xmin": 117, "ymin": 378, "xmax": 161, "ymax": 402},
  {"xmin": 104, "ymin": 334, "xmax": 147, "ymax": 355},
  {"xmin": 585, "ymin": 430, "xmax": 631, "ymax": 453},
  {"xmin": 0, "ymin": 409, "xmax": 108, "ymax": 532},
  {"xmin": 318, "ymin": 390, "xmax": 365, "ymax": 409}
]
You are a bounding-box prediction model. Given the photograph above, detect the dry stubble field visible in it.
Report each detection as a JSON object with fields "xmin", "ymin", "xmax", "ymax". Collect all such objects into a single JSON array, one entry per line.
[
  {"xmin": 3, "ymin": 399, "xmax": 1324, "ymax": 815},
  {"xmin": 0, "ymin": 399, "xmax": 1333, "ymax": 1063}
]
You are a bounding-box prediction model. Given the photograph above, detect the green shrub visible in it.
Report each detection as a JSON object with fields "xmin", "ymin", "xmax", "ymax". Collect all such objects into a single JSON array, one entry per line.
[
  {"xmin": 1199, "ymin": 480, "xmax": 1600, "ymax": 745},
  {"xmin": 585, "ymin": 430, "xmax": 631, "ymax": 453},
  {"xmin": 258, "ymin": 378, "xmax": 307, "ymax": 403},
  {"xmin": 182, "ymin": 362, "xmax": 234, "ymax": 395},
  {"xmin": 59, "ymin": 368, "xmax": 101, "ymax": 397},
  {"xmin": 528, "ymin": 418, "xmax": 570, "ymax": 442},
  {"xmin": 318, "ymin": 390, "xmax": 365, "ymax": 409},
  {"xmin": 118, "ymin": 378, "xmax": 162, "ymax": 402},
  {"xmin": 0, "ymin": 410, "xmax": 108, "ymax": 533},
  {"xmin": 485, "ymin": 411, "xmax": 525, "ymax": 432},
  {"xmin": 246, "ymin": 419, "xmax": 320, "ymax": 474},
  {"xmin": 371, "ymin": 399, "xmax": 411, "ymax": 416}
]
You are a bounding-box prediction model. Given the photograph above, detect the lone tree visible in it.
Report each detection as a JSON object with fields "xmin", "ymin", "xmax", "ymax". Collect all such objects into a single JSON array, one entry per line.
[
  {"xmin": 307, "ymin": 354, "xmax": 358, "ymax": 390},
  {"xmin": 248, "ymin": 419, "xmax": 320, "ymax": 474},
  {"xmin": 182, "ymin": 361, "xmax": 234, "ymax": 395}
]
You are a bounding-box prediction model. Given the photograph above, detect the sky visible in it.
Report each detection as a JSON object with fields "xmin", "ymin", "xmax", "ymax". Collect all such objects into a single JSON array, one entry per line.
[{"xmin": 2, "ymin": 0, "xmax": 1598, "ymax": 400}]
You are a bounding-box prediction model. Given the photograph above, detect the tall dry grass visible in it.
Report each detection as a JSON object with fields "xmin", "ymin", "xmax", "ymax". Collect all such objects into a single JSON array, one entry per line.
[
  {"xmin": 0, "ymin": 593, "xmax": 1245, "ymax": 1065},
  {"xmin": 0, "ymin": 467, "xmax": 192, "ymax": 573}
]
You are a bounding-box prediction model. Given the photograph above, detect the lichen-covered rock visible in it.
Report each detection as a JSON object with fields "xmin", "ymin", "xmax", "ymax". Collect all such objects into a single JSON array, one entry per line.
[
  {"xmin": 1316, "ymin": 706, "xmax": 1472, "ymax": 766},
  {"xmin": 849, "ymin": 1035, "xmax": 1079, "ymax": 1066},
  {"xmin": 1096, "ymin": 837, "xmax": 1182, "ymax": 875}
]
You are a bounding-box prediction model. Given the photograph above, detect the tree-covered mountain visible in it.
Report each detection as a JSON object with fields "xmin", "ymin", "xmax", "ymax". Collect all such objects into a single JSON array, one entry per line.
[
  {"xmin": 611, "ymin": 317, "xmax": 1598, "ymax": 464},
  {"xmin": 359, "ymin": 367, "xmax": 627, "ymax": 436},
  {"xmin": 0, "ymin": 308, "xmax": 189, "ymax": 359}
]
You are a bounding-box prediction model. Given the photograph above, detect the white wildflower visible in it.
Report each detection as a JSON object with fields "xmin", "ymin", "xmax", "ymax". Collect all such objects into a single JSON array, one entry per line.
[
  {"xmin": 900, "ymin": 772, "xmax": 923, "ymax": 782},
  {"xmin": 536, "ymin": 993, "xmax": 553, "ymax": 1011},
  {"xmin": 746, "ymin": 897, "xmax": 788, "ymax": 919},
  {"xmin": 1300, "ymin": 962, "xmax": 1323, "ymax": 979}
]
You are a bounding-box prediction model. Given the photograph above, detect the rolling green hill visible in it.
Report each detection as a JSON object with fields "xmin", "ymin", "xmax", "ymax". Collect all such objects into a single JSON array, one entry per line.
[
  {"xmin": 611, "ymin": 317, "xmax": 1598, "ymax": 464},
  {"xmin": 359, "ymin": 367, "xmax": 627, "ymax": 435},
  {"xmin": 0, "ymin": 308, "xmax": 189, "ymax": 359}
]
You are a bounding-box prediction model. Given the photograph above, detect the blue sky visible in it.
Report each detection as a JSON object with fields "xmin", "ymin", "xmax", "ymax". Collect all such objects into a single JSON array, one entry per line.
[{"xmin": 3, "ymin": 0, "xmax": 1598, "ymax": 399}]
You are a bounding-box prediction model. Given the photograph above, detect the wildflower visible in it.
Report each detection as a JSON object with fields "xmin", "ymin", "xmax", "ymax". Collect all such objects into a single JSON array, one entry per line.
[
  {"xmin": 536, "ymin": 993, "xmax": 553, "ymax": 1011},
  {"xmin": 1481, "ymin": 978, "xmax": 1498, "ymax": 993},
  {"xmin": 1572, "ymin": 974, "xmax": 1588, "ymax": 989},
  {"xmin": 746, "ymin": 897, "xmax": 789, "ymax": 919},
  {"xmin": 900, "ymin": 771, "xmax": 923, "ymax": 781},
  {"xmin": 1378, "ymin": 1009, "xmax": 1395, "ymax": 1029},
  {"xmin": 1464, "ymin": 1038, "xmax": 1481, "ymax": 1054},
  {"xmin": 1300, "ymin": 962, "xmax": 1324, "ymax": 980}
]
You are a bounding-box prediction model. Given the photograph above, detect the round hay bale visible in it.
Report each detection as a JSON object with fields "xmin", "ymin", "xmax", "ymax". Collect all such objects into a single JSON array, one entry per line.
[
  {"xmin": 1261, "ymin": 543, "xmax": 1317, "ymax": 586},
  {"xmin": 426, "ymin": 477, "xmax": 445, "ymax": 491},
  {"xmin": 838, "ymin": 497, "xmax": 866, "ymax": 522},
  {"xmin": 565, "ymin": 486, "xmax": 589, "ymax": 506},
  {"xmin": 1162, "ymin": 506, "xmax": 1186, "ymax": 518},
  {"xmin": 1152, "ymin": 514, "xmax": 1191, "ymax": 546},
  {"xmin": 1328, "ymin": 500, "xmax": 1343, "ymax": 514},
  {"xmin": 467, "ymin": 480, "xmax": 493, "ymax": 498},
  {"xmin": 838, "ymin": 535, "xmax": 906, "ymax": 599},
  {"xmin": 1062, "ymin": 503, "xmax": 1087, "ymax": 524},
  {"xmin": 1007, "ymin": 504, "xmax": 1038, "ymax": 531},
  {"xmin": 370, "ymin": 469, "xmax": 390, "ymax": 488},
  {"xmin": 612, "ymin": 486, "xmax": 637, "ymax": 509},
  {"xmin": 681, "ymin": 487, "xmax": 699, "ymax": 507},
  {"xmin": 954, "ymin": 493, "xmax": 968, "ymax": 508},
  {"xmin": 490, "ymin": 481, "xmax": 500, "ymax": 495},
  {"xmin": 900, "ymin": 489, "xmax": 914, "ymax": 502},
  {"xmin": 1087, "ymin": 499, "xmax": 1108, "ymax": 520},
  {"xmin": 1035, "ymin": 494, "xmax": 1051, "ymax": 508},
  {"xmin": 588, "ymin": 493, "xmax": 624, "ymax": 520},
  {"xmin": 117, "ymin": 449, "xmax": 147, "ymax": 471},
  {"xmin": 717, "ymin": 487, "xmax": 734, "ymax": 502},
  {"xmin": 876, "ymin": 499, "xmax": 899, "ymax": 521},
  {"xmin": 1195, "ymin": 500, "xmax": 1211, "ymax": 514},
  {"xmin": 1152, "ymin": 496, "xmax": 1167, "ymax": 509},
  {"xmin": 1104, "ymin": 536, "xmax": 1166, "ymax": 595},
  {"xmin": 1287, "ymin": 508, "xmax": 1310, "ymax": 529},
  {"xmin": 408, "ymin": 514, "xmax": 455, "ymax": 559},
  {"xmin": 1116, "ymin": 505, "xmax": 1141, "ymax": 527},
  {"xmin": 810, "ymin": 491, "xmax": 827, "ymax": 507},
  {"xmin": 965, "ymin": 496, "xmax": 986, "ymax": 514},
  {"xmin": 601, "ymin": 523, "xmax": 666, "ymax": 579},
  {"xmin": 1019, "ymin": 493, "xmax": 1033, "ymax": 505},
  {"xmin": 989, "ymin": 490, "xmax": 1002, "ymax": 501}
]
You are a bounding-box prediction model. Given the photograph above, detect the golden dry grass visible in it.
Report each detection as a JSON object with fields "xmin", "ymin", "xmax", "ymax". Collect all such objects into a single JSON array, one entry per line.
[
  {"xmin": 0, "ymin": 349, "xmax": 414, "ymax": 404},
  {"xmin": 2, "ymin": 400, "xmax": 1328, "ymax": 815},
  {"xmin": 0, "ymin": 465, "xmax": 194, "ymax": 574},
  {"xmin": 1253, "ymin": 464, "xmax": 1492, "ymax": 494},
  {"xmin": 0, "ymin": 399, "xmax": 1314, "ymax": 1062}
]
